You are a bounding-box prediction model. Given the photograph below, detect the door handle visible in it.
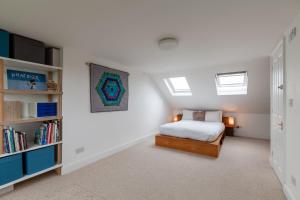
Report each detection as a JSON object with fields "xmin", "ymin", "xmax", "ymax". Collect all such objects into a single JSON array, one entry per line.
[
  {"xmin": 278, "ymin": 84, "xmax": 284, "ymax": 90},
  {"xmin": 277, "ymin": 122, "xmax": 284, "ymax": 130}
]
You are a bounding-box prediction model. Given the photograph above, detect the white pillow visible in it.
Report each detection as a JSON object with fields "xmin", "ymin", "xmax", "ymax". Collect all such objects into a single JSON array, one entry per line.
[
  {"xmin": 205, "ymin": 111, "xmax": 223, "ymax": 122},
  {"xmin": 182, "ymin": 109, "xmax": 193, "ymax": 120}
]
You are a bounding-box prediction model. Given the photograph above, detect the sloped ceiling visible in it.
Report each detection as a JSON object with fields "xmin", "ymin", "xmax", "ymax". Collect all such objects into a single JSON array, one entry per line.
[
  {"xmin": 0, "ymin": 0, "xmax": 299, "ymax": 73},
  {"xmin": 151, "ymin": 57, "xmax": 270, "ymax": 114},
  {"xmin": 0, "ymin": 1, "xmax": 294, "ymax": 114}
]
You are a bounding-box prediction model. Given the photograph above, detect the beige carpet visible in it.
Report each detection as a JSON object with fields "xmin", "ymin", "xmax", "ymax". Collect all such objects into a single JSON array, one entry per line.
[{"xmin": 1, "ymin": 137, "xmax": 285, "ymax": 200}]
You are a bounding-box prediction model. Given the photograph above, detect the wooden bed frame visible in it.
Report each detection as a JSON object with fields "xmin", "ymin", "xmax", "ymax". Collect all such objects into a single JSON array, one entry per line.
[{"xmin": 155, "ymin": 131, "xmax": 225, "ymax": 158}]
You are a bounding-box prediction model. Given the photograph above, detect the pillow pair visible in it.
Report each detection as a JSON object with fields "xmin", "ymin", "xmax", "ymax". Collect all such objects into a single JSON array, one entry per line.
[
  {"xmin": 182, "ymin": 109, "xmax": 204, "ymax": 121},
  {"xmin": 182, "ymin": 109, "xmax": 222, "ymax": 122}
]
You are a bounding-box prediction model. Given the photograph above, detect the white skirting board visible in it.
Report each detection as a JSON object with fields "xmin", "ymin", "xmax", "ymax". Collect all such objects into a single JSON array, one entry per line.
[
  {"xmin": 0, "ymin": 185, "xmax": 14, "ymax": 196},
  {"xmin": 269, "ymin": 157, "xmax": 297, "ymax": 200},
  {"xmin": 61, "ymin": 133, "xmax": 156, "ymax": 175},
  {"xmin": 269, "ymin": 157, "xmax": 284, "ymax": 185},
  {"xmin": 284, "ymin": 184, "xmax": 297, "ymax": 200}
]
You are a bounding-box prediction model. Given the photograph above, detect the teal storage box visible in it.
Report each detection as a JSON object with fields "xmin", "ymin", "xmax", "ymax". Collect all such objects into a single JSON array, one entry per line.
[
  {"xmin": 0, "ymin": 154, "xmax": 23, "ymax": 185},
  {"xmin": 24, "ymin": 146, "xmax": 55, "ymax": 175},
  {"xmin": 0, "ymin": 29, "xmax": 9, "ymax": 58}
]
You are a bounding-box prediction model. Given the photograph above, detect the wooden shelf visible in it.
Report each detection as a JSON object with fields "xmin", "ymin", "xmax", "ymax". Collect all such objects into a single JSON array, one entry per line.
[
  {"xmin": 0, "ymin": 141, "xmax": 62, "ymax": 158},
  {"xmin": 0, "ymin": 56, "xmax": 62, "ymax": 72},
  {"xmin": 0, "ymin": 89, "xmax": 62, "ymax": 95},
  {"xmin": 0, "ymin": 164, "xmax": 62, "ymax": 190},
  {"xmin": 0, "ymin": 116, "xmax": 63, "ymax": 125}
]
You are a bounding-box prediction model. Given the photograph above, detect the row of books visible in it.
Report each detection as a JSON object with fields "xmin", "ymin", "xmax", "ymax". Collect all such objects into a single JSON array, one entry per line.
[
  {"xmin": 34, "ymin": 121, "xmax": 60, "ymax": 145},
  {"xmin": 1, "ymin": 120, "xmax": 60, "ymax": 154},
  {"xmin": 3, "ymin": 127, "xmax": 28, "ymax": 153}
]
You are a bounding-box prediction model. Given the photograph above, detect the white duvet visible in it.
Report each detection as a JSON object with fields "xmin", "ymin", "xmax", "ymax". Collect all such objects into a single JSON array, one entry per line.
[{"xmin": 159, "ymin": 120, "xmax": 225, "ymax": 142}]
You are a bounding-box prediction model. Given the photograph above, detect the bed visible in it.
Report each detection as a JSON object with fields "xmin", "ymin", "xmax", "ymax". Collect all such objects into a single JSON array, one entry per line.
[{"xmin": 155, "ymin": 110, "xmax": 226, "ymax": 158}]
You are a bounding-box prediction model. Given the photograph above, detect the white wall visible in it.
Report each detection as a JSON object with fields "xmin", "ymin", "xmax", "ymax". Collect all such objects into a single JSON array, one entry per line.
[
  {"xmin": 151, "ymin": 57, "xmax": 270, "ymax": 139},
  {"xmin": 224, "ymin": 113, "xmax": 270, "ymax": 140},
  {"xmin": 283, "ymin": 12, "xmax": 300, "ymax": 200},
  {"xmin": 61, "ymin": 46, "xmax": 171, "ymax": 174}
]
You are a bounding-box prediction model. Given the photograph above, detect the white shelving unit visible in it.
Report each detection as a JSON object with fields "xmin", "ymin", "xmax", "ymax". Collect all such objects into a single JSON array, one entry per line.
[
  {"xmin": 0, "ymin": 56, "xmax": 62, "ymax": 72},
  {"xmin": 0, "ymin": 116, "xmax": 63, "ymax": 125},
  {"xmin": 0, "ymin": 141, "xmax": 63, "ymax": 159},
  {"xmin": 0, "ymin": 55, "xmax": 63, "ymax": 190}
]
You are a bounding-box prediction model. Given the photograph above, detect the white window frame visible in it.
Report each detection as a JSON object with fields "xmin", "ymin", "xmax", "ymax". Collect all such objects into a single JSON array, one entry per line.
[
  {"xmin": 215, "ymin": 71, "xmax": 248, "ymax": 95},
  {"xmin": 164, "ymin": 77, "xmax": 192, "ymax": 96}
]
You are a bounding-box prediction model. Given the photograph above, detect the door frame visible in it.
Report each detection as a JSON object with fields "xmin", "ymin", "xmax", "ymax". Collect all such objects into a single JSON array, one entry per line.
[{"xmin": 270, "ymin": 38, "xmax": 286, "ymax": 185}]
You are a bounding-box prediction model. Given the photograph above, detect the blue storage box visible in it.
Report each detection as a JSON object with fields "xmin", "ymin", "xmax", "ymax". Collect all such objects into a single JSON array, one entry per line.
[
  {"xmin": 23, "ymin": 146, "xmax": 55, "ymax": 175},
  {"xmin": 28, "ymin": 102, "xmax": 57, "ymax": 118},
  {"xmin": 0, "ymin": 154, "xmax": 23, "ymax": 185},
  {"xmin": 0, "ymin": 29, "xmax": 9, "ymax": 58}
]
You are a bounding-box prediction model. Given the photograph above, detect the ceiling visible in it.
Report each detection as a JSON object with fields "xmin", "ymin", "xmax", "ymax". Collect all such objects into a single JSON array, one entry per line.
[
  {"xmin": 151, "ymin": 57, "xmax": 270, "ymax": 113},
  {"xmin": 0, "ymin": 0, "xmax": 299, "ymax": 73}
]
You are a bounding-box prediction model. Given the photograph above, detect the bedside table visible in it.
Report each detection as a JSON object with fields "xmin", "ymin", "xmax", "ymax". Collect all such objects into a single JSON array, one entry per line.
[
  {"xmin": 222, "ymin": 116, "xmax": 237, "ymax": 137},
  {"xmin": 224, "ymin": 125, "xmax": 235, "ymax": 136}
]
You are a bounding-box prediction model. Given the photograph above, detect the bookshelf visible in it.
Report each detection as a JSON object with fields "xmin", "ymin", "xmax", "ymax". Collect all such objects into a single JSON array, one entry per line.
[
  {"xmin": 0, "ymin": 116, "xmax": 63, "ymax": 125},
  {"xmin": 0, "ymin": 89, "xmax": 63, "ymax": 95},
  {"xmin": 0, "ymin": 56, "xmax": 63, "ymax": 189},
  {"xmin": 0, "ymin": 141, "xmax": 63, "ymax": 159},
  {"xmin": 0, "ymin": 56, "xmax": 63, "ymax": 71}
]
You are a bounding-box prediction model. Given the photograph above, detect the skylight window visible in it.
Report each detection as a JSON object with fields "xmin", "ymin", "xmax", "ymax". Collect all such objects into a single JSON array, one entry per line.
[
  {"xmin": 164, "ymin": 77, "xmax": 192, "ymax": 96},
  {"xmin": 215, "ymin": 71, "xmax": 248, "ymax": 95}
]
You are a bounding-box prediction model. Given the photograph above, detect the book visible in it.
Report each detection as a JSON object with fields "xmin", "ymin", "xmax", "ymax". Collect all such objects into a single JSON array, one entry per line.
[
  {"xmin": 47, "ymin": 123, "xmax": 51, "ymax": 144},
  {"xmin": 7, "ymin": 69, "xmax": 47, "ymax": 90},
  {"xmin": 54, "ymin": 121, "xmax": 59, "ymax": 141},
  {"xmin": 13, "ymin": 130, "xmax": 19, "ymax": 152},
  {"xmin": 34, "ymin": 120, "xmax": 60, "ymax": 145},
  {"xmin": 4, "ymin": 130, "xmax": 10, "ymax": 153},
  {"xmin": 2, "ymin": 127, "xmax": 28, "ymax": 153},
  {"xmin": 0, "ymin": 136, "xmax": 3, "ymax": 154},
  {"xmin": 8, "ymin": 129, "xmax": 14, "ymax": 153}
]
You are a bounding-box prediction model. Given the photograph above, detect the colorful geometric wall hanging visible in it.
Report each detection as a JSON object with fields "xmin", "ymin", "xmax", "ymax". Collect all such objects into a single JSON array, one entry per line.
[{"xmin": 90, "ymin": 64, "xmax": 129, "ymax": 112}]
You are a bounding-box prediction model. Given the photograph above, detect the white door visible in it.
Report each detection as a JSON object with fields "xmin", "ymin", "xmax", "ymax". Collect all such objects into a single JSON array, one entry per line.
[{"xmin": 270, "ymin": 39, "xmax": 286, "ymax": 184}]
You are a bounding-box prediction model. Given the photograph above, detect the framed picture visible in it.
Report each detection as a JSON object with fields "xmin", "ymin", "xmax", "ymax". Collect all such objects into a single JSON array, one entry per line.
[{"xmin": 89, "ymin": 63, "xmax": 129, "ymax": 112}]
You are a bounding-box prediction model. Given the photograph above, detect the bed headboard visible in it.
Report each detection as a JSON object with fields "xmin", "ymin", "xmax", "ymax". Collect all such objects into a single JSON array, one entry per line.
[{"xmin": 176, "ymin": 113, "xmax": 227, "ymax": 123}]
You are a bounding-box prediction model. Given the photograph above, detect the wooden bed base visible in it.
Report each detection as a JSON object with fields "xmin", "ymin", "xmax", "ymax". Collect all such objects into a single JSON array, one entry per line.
[{"xmin": 155, "ymin": 132, "xmax": 225, "ymax": 158}]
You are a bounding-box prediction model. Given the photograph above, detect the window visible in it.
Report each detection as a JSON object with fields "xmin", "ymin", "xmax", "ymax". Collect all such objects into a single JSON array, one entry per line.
[
  {"xmin": 164, "ymin": 77, "xmax": 192, "ymax": 96},
  {"xmin": 215, "ymin": 71, "xmax": 248, "ymax": 95}
]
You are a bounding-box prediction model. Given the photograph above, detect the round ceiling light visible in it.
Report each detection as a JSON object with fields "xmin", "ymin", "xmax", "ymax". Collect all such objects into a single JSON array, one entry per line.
[{"xmin": 158, "ymin": 37, "xmax": 179, "ymax": 50}]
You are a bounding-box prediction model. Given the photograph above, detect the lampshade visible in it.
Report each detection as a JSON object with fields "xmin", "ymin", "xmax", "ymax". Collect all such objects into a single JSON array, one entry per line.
[
  {"xmin": 228, "ymin": 116, "xmax": 235, "ymax": 126},
  {"xmin": 173, "ymin": 115, "xmax": 179, "ymax": 122},
  {"xmin": 173, "ymin": 114, "xmax": 183, "ymax": 122}
]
